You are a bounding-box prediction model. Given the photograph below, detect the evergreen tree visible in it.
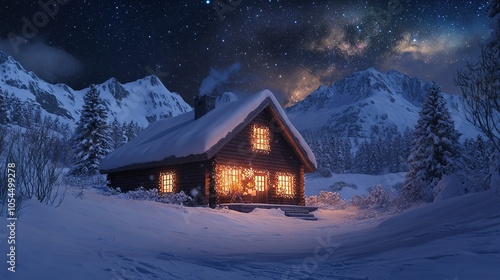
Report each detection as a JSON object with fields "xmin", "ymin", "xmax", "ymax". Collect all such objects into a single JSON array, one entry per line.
[
  {"xmin": 0, "ymin": 89, "xmax": 8, "ymax": 125},
  {"xmin": 71, "ymin": 85, "xmax": 112, "ymax": 175},
  {"xmin": 123, "ymin": 121, "xmax": 142, "ymax": 142},
  {"xmin": 402, "ymin": 83, "xmax": 462, "ymax": 202},
  {"xmin": 353, "ymin": 141, "xmax": 371, "ymax": 173},
  {"xmin": 342, "ymin": 138, "xmax": 353, "ymax": 171},
  {"xmin": 9, "ymin": 94, "xmax": 26, "ymax": 126},
  {"xmin": 110, "ymin": 117, "xmax": 125, "ymax": 150}
]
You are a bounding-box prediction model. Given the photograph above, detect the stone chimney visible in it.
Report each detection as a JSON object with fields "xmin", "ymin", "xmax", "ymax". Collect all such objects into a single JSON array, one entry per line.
[{"xmin": 194, "ymin": 95, "xmax": 216, "ymax": 120}]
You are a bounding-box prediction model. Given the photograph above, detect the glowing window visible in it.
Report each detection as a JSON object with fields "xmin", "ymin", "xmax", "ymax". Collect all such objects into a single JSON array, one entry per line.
[
  {"xmin": 254, "ymin": 175, "xmax": 266, "ymax": 192},
  {"xmin": 220, "ymin": 167, "xmax": 241, "ymax": 195},
  {"xmin": 160, "ymin": 172, "xmax": 175, "ymax": 193},
  {"xmin": 252, "ymin": 125, "xmax": 270, "ymax": 152},
  {"xmin": 277, "ymin": 174, "xmax": 294, "ymax": 196}
]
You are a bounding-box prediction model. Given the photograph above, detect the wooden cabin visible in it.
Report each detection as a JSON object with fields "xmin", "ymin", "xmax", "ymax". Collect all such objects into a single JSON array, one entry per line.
[{"xmin": 99, "ymin": 90, "xmax": 316, "ymax": 207}]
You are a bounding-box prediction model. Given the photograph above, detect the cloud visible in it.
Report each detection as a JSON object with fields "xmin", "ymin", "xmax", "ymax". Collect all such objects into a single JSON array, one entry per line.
[
  {"xmin": 380, "ymin": 32, "xmax": 484, "ymax": 94},
  {"xmin": 392, "ymin": 32, "xmax": 468, "ymax": 62},
  {"xmin": 199, "ymin": 62, "xmax": 241, "ymax": 96},
  {"xmin": 0, "ymin": 38, "xmax": 82, "ymax": 83}
]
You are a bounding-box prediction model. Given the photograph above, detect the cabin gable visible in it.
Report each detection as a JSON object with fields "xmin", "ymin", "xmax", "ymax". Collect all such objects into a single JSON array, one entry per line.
[{"xmin": 214, "ymin": 107, "xmax": 305, "ymax": 205}]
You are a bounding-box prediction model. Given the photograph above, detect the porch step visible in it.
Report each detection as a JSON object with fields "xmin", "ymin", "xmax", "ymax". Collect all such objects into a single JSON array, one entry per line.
[
  {"xmin": 221, "ymin": 203, "xmax": 318, "ymax": 221},
  {"xmin": 284, "ymin": 212, "xmax": 317, "ymax": 220}
]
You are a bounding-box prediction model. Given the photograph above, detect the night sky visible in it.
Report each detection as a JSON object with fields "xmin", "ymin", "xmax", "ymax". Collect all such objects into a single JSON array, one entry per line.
[{"xmin": 0, "ymin": 0, "xmax": 491, "ymax": 105}]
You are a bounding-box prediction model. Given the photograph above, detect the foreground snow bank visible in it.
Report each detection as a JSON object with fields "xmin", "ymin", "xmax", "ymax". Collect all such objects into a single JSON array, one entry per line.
[{"xmin": 0, "ymin": 186, "xmax": 499, "ymax": 279}]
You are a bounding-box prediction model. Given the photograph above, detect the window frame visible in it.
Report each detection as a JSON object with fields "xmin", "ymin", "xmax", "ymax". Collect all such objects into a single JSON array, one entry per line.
[
  {"xmin": 219, "ymin": 167, "xmax": 242, "ymax": 195},
  {"xmin": 276, "ymin": 173, "xmax": 295, "ymax": 198},
  {"xmin": 159, "ymin": 172, "xmax": 175, "ymax": 193},
  {"xmin": 251, "ymin": 124, "xmax": 271, "ymax": 153}
]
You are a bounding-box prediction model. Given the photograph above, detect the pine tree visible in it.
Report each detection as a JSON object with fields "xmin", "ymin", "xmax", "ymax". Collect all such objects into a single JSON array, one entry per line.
[
  {"xmin": 123, "ymin": 121, "xmax": 142, "ymax": 142},
  {"xmin": 110, "ymin": 117, "xmax": 125, "ymax": 150},
  {"xmin": 0, "ymin": 89, "xmax": 8, "ymax": 125},
  {"xmin": 353, "ymin": 141, "xmax": 371, "ymax": 173},
  {"xmin": 402, "ymin": 83, "xmax": 462, "ymax": 202},
  {"xmin": 71, "ymin": 85, "xmax": 112, "ymax": 175}
]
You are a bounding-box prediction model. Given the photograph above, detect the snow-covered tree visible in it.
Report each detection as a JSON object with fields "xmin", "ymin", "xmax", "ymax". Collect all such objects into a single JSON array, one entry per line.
[
  {"xmin": 123, "ymin": 120, "xmax": 143, "ymax": 142},
  {"xmin": 0, "ymin": 89, "xmax": 8, "ymax": 125},
  {"xmin": 353, "ymin": 141, "xmax": 371, "ymax": 174},
  {"xmin": 110, "ymin": 118, "xmax": 126, "ymax": 150},
  {"xmin": 71, "ymin": 85, "xmax": 112, "ymax": 175},
  {"xmin": 402, "ymin": 83, "xmax": 462, "ymax": 202}
]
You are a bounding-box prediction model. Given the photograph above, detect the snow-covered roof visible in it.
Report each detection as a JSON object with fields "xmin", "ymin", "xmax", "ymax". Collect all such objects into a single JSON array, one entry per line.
[{"xmin": 99, "ymin": 90, "xmax": 317, "ymax": 172}]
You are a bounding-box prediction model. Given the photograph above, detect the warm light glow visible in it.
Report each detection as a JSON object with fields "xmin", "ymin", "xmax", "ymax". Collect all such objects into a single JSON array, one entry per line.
[
  {"xmin": 159, "ymin": 172, "xmax": 175, "ymax": 193},
  {"xmin": 216, "ymin": 165, "xmax": 270, "ymax": 197},
  {"xmin": 217, "ymin": 166, "xmax": 242, "ymax": 195},
  {"xmin": 276, "ymin": 172, "xmax": 295, "ymax": 198},
  {"xmin": 254, "ymin": 175, "xmax": 266, "ymax": 192},
  {"xmin": 252, "ymin": 125, "xmax": 270, "ymax": 153}
]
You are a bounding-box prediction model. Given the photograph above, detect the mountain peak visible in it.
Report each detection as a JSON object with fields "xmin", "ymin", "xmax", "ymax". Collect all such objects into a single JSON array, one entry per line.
[
  {"xmin": 364, "ymin": 67, "xmax": 380, "ymax": 74},
  {"xmin": 104, "ymin": 77, "xmax": 120, "ymax": 85},
  {"xmin": 142, "ymin": 75, "xmax": 162, "ymax": 87},
  {"xmin": 386, "ymin": 69, "xmax": 404, "ymax": 76},
  {"xmin": 286, "ymin": 68, "xmax": 477, "ymax": 139},
  {"xmin": 0, "ymin": 54, "xmax": 192, "ymax": 128},
  {"xmin": 0, "ymin": 51, "xmax": 10, "ymax": 64}
]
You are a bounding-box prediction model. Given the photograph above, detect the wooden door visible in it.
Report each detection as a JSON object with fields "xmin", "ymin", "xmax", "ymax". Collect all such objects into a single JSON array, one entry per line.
[{"xmin": 254, "ymin": 174, "xmax": 268, "ymax": 203}]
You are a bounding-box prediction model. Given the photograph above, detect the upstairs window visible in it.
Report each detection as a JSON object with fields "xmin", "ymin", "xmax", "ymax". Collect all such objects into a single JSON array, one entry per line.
[
  {"xmin": 160, "ymin": 172, "xmax": 175, "ymax": 193},
  {"xmin": 251, "ymin": 124, "xmax": 270, "ymax": 153}
]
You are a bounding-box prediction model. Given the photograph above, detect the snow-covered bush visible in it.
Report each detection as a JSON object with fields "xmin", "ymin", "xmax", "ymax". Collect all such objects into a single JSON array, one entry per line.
[
  {"xmin": 114, "ymin": 187, "xmax": 192, "ymax": 206},
  {"xmin": 351, "ymin": 185, "xmax": 394, "ymax": 210},
  {"xmin": 433, "ymin": 174, "xmax": 465, "ymax": 202},
  {"xmin": 64, "ymin": 174, "xmax": 108, "ymax": 189},
  {"xmin": 306, "ymin": 191, "xmax": 347, "ymax": 209}
]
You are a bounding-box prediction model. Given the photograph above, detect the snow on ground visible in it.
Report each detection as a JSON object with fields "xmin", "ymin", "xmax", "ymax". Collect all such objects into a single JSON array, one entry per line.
[
  {"xmin": 305, "ymin": 172, "xmax": 407, "ymax": 199},
  {"xmin": 1, "ymin": 179, "xmax": 499, "ymax": 279}
]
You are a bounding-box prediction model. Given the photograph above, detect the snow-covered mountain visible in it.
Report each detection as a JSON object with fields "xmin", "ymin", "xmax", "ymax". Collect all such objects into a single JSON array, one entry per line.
[
  {"xmin": 0, "ymin": 51, "xmax": 191, "ymax": 128},
  {"xmin": 286, "ymin": 67, "xmax": 479, "ymax": 139}
]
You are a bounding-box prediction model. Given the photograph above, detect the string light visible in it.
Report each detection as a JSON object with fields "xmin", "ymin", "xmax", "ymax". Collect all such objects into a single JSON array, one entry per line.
[
  {"xmin": 251, "ymin": 124, "xmax": 271, "ymax": 153},
  {"xmin": 215, "ymin": 165, "xmax": 270, "ymax": 197},
  {"xmin": 275, "ymin": 172, "xmax": 295, "ymax": 198},
  {"xmin": 158, "ymin": 171, "xmax": 175, "ymax": 193}
]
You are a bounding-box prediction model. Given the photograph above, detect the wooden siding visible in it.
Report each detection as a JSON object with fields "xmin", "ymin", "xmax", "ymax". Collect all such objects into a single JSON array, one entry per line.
[
  {"xmin": 107, "ymin": 161, "xmax": 210, "ymax": 205},
  {"xmin": 215, "ymin": 107, "xmax": 304, "ymax": 205},
  {"xmin": 106, "ymin": 107, "xmax": 307, "ymax": 206}
]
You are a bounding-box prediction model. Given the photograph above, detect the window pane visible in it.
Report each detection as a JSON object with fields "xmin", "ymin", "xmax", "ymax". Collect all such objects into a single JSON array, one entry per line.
[
  {"xmin": 276, "ymin": 173, "xmax": 294, "ymax": 197},
  {"xmin": 160, "ymin": 172, "xmax": 175, "ymax": 193},
  {"xmin": 254, "ymin": 175, "xmax": 266, "ymax": 191},
  {"xmin": 218, "ymin": 166, "xmax": 242, "ymax": 195},
  {"xmin": 252, "ymin": 125, "xmax": 270, "ymax": 152}
]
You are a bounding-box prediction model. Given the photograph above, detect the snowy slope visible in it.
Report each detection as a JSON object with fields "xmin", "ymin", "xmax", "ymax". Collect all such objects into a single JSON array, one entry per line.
[
  {"xmin": 0, "ymin": 184, "xmax": 498, "ymax": 279},
  {"xmin": 0, "ymin": 51, "xmax": 191, "ymax": 127},
  {"xmin": 286, "ymin": 68, "xmax": 480, "ymax": 139}
]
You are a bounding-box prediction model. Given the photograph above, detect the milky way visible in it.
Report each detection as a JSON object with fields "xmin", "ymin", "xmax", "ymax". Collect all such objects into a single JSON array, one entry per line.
[{"xmin": 0, "ymin": 0, "xmax": 491, "ymax": 105}]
